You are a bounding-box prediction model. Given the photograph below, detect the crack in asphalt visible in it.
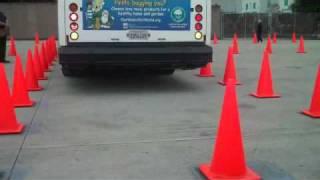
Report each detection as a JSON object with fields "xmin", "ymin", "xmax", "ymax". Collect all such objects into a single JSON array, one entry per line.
[{"xmin": 7, "ymin": 64, "xmax": 57, "ymax": 180}]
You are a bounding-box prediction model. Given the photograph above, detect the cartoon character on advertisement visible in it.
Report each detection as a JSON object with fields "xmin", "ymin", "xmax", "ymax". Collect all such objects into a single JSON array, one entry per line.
[
  {"xmin": 100, "ymin": 10, "xmax": 115, "ymax": 29},
  {"xmin": 91, "ymin": 0, "xmax": 114, "ymax": 30},
  {"xmin": 85, "ymin": 0, "xmax": 94, "ymax": 28}
]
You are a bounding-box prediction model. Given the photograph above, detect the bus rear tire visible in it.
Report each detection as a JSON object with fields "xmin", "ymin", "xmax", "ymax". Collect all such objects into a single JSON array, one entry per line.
[
  {"xmin": 158, "ymin": 69, "xmax": 175, "ymax": 75},
  {"xmin": 62, "ymin": 67, "xmax": 76, "ymax": 77}
]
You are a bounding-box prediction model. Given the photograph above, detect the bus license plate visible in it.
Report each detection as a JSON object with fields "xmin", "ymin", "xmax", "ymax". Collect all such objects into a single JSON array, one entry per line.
[{"xmin": 127, "ymin": 31, "xmax": 151, "ymax": 40}]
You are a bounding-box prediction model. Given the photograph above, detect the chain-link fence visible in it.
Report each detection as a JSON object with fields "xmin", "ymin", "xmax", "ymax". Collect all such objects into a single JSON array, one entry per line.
[{"xmin": 213, "ymin": 9, "xmax": 320, "ymax": 39}]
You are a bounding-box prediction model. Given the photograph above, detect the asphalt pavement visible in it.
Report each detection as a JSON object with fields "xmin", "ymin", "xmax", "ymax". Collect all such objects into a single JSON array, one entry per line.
[{"xmin": 1, "ymin": 39, "xmax": 320, "ymax": 180}]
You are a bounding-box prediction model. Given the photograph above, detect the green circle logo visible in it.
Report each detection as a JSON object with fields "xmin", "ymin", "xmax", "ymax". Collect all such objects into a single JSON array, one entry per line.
[{"xmin": 171, "ymin": 7, "xmax": 186, "ymax": 23}]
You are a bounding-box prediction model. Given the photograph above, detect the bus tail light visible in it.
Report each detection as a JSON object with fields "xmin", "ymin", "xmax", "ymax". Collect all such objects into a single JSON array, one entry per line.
[
  {"xmin": 195, "ymin": 5, "xmax": 203, "ymax": 13},
  {"xmin": 195, "ymin": 14, "xmax": 203, "ymax": 22},
  {"xmin": 69, "ymin": 3, "xmax": 78, "ymax": 12},
  {"xmin": 70, "ymin": 22, "xmax": 79, "ymax": 31},
  {"xmin": 195, "ymin": 23, "xmax": 203, "ymax": 31},
  {"xmin": 70, "ymin": 32, "xmax": 79, "ymax": 40},
  {"xmin": 69, "ymin": 13, "xmax": 78, "ymax": 21},
  {"xmin": 195, "ymin": 32, "xmax": 203, "ymax": 40}
]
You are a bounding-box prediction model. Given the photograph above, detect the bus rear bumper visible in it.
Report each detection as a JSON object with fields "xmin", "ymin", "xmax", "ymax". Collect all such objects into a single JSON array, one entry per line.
[{"xmin": 59, "ymin": 44, "xmax": 213, "ymax": 70}]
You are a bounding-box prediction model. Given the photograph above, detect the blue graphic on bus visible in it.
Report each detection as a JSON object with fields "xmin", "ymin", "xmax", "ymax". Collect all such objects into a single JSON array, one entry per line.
[{"xmin": 82, "ymin": 0, "xmax": 191, "ymax": 31}]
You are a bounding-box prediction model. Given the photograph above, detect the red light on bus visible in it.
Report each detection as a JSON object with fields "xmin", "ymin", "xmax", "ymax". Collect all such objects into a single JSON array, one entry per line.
[
  {"xmin": 70, "ymin": 22, "xmax": 79, "ymax": 31},
  {"xmin": 195, "ymin": 14, "xmax": 203, "ymax": 22},
  {"xmin": 69, "ymin": 3, "xmax": 78, "ymax": 12},
  {"xmin": 195, "ymin": 23, "xmax": 203, "ymax": 31}
]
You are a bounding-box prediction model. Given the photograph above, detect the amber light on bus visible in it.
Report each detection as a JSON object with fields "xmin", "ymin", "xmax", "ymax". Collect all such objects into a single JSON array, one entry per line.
[
  {"xmin": 195, "ymin": 32, "xmax": 203, "ymax": 40},
  {"xmin": 70, "ymin": 32, "xmax": 79, "ymax": 40}
]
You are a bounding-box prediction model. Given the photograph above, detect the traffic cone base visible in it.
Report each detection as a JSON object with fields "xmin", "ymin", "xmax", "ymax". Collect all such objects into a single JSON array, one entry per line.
[
  {"xmin": 29, "ymin": 86, "xmax": 44, "ymax": 92},
  {"xmin": 0, "ymin": 124, "xmax": 24, "ymax": 134},
  {"xmin": 14, "ymin": 101, "xmax": 36, "ymax": 108},
  {"xmin": 38, "ymin": 76, "xmax": 48, "ymax": 80},
  {"xmin": 218, "ymin": 80, "xmax": 241, "ymax": 86},
  {"xmin": 301, "ymin": 110, "xmax": 320, "ymax": 118},
  {"xmin": 199, "ymin": 164, "xmax": 261, "ymax": 180},
  {"xmin": 198, "ymin": 63, "xmax": 215, "ymax": 78},
  {"xmin": 297, "ymin": 50, "xmax": 306, "ymax": 54},
  {"xmin": 198, "ymin": 74, "xmax": 215, "ymax": 78},
  {"xmin": 0, "ymin": 63, "xmax": 25, "ymax": 135},
  {"xmin": 250, "ymin": 93, "xmax": 281, "ymax": 99}
]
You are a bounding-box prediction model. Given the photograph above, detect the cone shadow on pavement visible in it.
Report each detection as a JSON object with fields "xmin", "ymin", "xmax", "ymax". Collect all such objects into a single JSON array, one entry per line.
[
  {"xmin": 0, "ymin": 64, "xmax": 24, "ymax": 134},
  {"xmin": 199, "ymin": 79, "xmax": 261, "ymax": 180}
]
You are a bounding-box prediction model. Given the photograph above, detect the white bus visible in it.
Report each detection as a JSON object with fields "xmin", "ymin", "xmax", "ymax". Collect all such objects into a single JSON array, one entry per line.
[{"xmin": 58, "ymin": 0, "xmax": 213, "ymax": 76}]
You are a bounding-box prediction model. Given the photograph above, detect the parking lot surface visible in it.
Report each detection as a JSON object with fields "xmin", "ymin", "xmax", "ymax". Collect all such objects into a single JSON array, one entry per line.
[{"xmin": 1, "ymin": 40, "xmax": 320, "ymax": 180}]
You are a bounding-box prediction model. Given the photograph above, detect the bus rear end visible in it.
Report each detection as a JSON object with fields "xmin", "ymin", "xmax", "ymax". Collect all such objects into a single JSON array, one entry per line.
[{"xmin": 58, "ymin": 0, "xmax": 213, "ymax": 76}]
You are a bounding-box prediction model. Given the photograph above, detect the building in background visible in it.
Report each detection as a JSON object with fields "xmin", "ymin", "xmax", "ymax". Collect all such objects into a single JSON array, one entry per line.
[
  {"xmin": 0, "ymin": 0, "xmax": 57, "ymax": 40},
  {"xmin": 212, "ymin": 0, "xmax": 294, "ymax": 13}
]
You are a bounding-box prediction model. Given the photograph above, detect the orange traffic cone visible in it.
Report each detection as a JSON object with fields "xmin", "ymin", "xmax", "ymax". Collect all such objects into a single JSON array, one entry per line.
[
  {"xmin": 38, "ymin": 47, "xmax": 49, "ymax": 80},
  {"xmin": 292, "ymin": 32, "xmax": 297, "ymax": 44},
  {"xmin": 26, "ymin": 49, "xmax": 43, "ymax": 91},
  {"xmin": 302, "ymin": 65, "xmax": 320, "ymax": 118},
  {"xmin": 251, "ymin": 50, "xmax": 280, "ymax": 98},
  {"xmin": 46, "ymin": 40, "xmax": 53, "ymax": 65},
  {"xmin": 297, "ymin": 36, "xmax": 306, "ymax": 54},
  {"xmin": 233, "ymin": 36, "xmax": 240, "ymax": 54},
  {"xmin": 41, "ymin": 43, "xmax": 50, "ymax": 72},
  {"xmin": 48, "ymin": 39, "xmax": 55, "ymax": 65},
  {"xmin": 199, "ymin": 79, "xmax": 261, "ymax": 180},
  {"xmin": 53, "ymin": 39, "xmax": 57, "ymax": 59},
  {"xmin": 253, "ymin": 33, "xmax": 258, "ymax": 44},
  {"xmin": 54, "ymin": 38, "xmax": 58, "ymax": 59},
  {"xmin": 213, "ymin": 33, "xmax": 219, "ymax": 45},
  {"xmin": 273, "ymin": 33, "xmax": 277, "ymax": 44},
  {"xmin": 234, "ymin": 33, "xmax": 238, "ymax": 40},
  {"xmin": 8, "ymin": 36, "xmax": 17, "ymax": 57},
  {"xmin": 51, "ymin": 37, "xmax": 57, "ymax": 63},
  {"xmin": 219, "ymin": 46, "xmax": 241, "ymax": 85},
  {"xmin": 12, "ymin": 54, "xmax": 35, "ymax": 107},
  {"xmin": 34, "ymin": 46, "xmax": 47, "ymax": 80},
  {"xmin": 35, "ymin": 32, "xmax": 40, "ymax": 45},
  {"xmin": 266, "ymin": 36, "xmax": 273, "ymax": 54},
  {"xmin": 0, "ymin": 64, "xmax": 24, "ymax": 134},
  {"xmin": 198, "ymin": 62, "xmax": 215, "ymax": 77},
  {"xmin": 49, "ymin": 36, "xmax": 57, "ymax": 60}
]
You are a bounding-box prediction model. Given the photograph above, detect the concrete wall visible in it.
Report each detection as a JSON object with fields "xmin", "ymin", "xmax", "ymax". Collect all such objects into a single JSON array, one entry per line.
[{"xmin": 0, "ymin": 3, "xmax": 58, "ymax": 40}]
